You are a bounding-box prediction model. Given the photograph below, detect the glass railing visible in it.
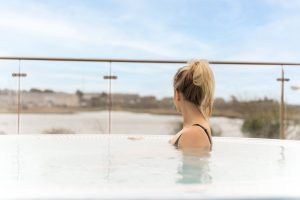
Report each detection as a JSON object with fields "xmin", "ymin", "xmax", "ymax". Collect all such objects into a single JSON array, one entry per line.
[
  {"xmin": 0, "ymin": 60, "xmax": 18, "ymax": 134},
  {"xmin": 110, "ymin": 62, "xmax": 181, "ymax": 135},
  {"xmin": 284, "ymin": 66, "xmax": 300, "ymax": 140},
  {"xmin": 0, "ymin": 57, "xmax": 299, "ymax": 140},
  {"xmin": 210, "ymin": 64, "xmax": 281, "ymax": 139},
  {"xmin": 19, "ymin": 61, "xmax": 109, "ymax": 134}
]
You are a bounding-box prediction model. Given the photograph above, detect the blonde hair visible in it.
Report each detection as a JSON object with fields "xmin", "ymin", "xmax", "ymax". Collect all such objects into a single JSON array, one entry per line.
[{"xmin": 173, "ymin": 59, "xmax": 215, "ymax": 120}]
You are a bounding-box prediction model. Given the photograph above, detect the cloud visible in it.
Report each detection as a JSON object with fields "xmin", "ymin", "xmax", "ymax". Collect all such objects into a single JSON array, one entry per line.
[
  {"xmin": 0, "ymin": 0, "xmax": 300, "ymax": 103},
  {"xmin": 0, "ymin": 0, "xmax": 217, "ymax": 59},
  {"xmin": 226, "ymin": 1, "xmax": 300, "ymax": 62},
  {"xmin": 1, "ymin": 0, "xmax": 299, "ymax": 61},
  {"xmin": 265, "ymin": 0, "xmax": 300, "ymax": 10},
  {"xmin": 0, "ymin": 13, "xmax": 85, "ymax": 41}
]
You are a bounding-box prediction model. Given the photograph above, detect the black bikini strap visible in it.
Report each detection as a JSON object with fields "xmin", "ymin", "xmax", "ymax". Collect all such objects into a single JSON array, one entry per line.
[{"xmin": 192, "ymin": 124, "xmax": 212, "ymax": 145}]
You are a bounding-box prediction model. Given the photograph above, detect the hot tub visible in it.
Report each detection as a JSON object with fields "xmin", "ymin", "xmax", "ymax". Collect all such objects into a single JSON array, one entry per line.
[{"xmin": 0, "ymin": 134, "xmax": 300, "ymax": 199}]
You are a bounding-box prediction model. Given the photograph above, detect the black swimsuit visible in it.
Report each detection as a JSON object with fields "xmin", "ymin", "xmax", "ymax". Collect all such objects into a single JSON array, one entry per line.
[{"xmin": 174, "ymin": 123, "xmax": 212, "ymax": 148}]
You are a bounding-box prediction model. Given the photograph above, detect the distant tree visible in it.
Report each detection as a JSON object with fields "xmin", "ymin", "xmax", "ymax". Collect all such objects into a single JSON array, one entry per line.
[
  {"xmin": 241, "ymin": 104, "xmax": 280, "ymax": 139},
  {"xmin": 75, "ymin": 90, "xmax": 84, "ymax": 101},
  {"xmin": 30, "ymin": 88, "xmax": 42, "ymax": 93},
  {"xmin": 100, "ymin": 92, "xmax": 108, "ymax": 98},
  {"xmin": 44, "ymin": 89, "xmax": 54, "ymax": 93},
  {"xmin": 242, "ymin": 115, "xmax": 280, "ymax": 139},
  {"xmin": 230, "ymin": 95, "xmax": 239, "ymax": 104}
]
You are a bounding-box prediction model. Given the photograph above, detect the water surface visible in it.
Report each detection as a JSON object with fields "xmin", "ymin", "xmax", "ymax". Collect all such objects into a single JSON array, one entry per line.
[{"xmin": 0, "ymin": 134, "xmax": 299, "ymax": 199}]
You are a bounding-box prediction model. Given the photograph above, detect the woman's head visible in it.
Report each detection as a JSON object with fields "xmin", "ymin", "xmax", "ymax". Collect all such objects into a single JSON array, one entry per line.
[{"xmin": 173, "ymin": 59, "xmax": 215, "ymax": 119}]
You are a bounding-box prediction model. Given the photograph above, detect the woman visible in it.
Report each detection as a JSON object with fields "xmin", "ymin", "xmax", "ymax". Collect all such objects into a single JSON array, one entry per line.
[{"xmin": 169, "ymin": 59, "xmax": 215, "ymax": 150}]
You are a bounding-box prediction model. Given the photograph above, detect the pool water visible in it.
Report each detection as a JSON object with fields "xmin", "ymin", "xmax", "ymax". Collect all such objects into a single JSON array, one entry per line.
[{"xmin": 0, "ymin": 134, "xmax": 300, "ymax": 199}]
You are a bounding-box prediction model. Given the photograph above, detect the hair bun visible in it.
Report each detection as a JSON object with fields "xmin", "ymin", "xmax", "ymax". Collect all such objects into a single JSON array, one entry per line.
[{"xmin": 189, "ymin": 59, "xmax": 209, "ymax": 87}]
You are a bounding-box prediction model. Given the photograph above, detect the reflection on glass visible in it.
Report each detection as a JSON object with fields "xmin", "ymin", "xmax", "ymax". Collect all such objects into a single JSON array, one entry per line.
[{"xmin": 176, "ymin": 148, "xmax": 212, "ymax": 185}]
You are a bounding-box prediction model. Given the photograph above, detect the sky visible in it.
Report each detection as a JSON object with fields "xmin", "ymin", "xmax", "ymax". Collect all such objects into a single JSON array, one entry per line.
[{"xmin": 0, "ymin": 0, "xmax": 300, "ymax": 104}]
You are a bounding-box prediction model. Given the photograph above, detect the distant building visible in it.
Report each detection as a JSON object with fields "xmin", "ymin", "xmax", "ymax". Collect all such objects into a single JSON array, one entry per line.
[
  {"xmin": 159, "ymin": 97, "xmax": 174, "ymax": 109},
  {"xmin": 0, "ymin": 90, "xmax": 16, "ymax": 108},
  {"xmin": 80, "ymin": 92, "xmax": 104, "ymax": 107},
  {"xmin": 0, "ymin": 89, "xmax": 176, "ymax": 111},
  {"xmin": 139, "ymin": 96, "xmax": 157, "ymax": 108},
  {"xmin": 20, "ymin": 91, "xmax": 79, "ymax": 108},
  {"xmin": 112, "ymin": 93, "xmax": 140, "ymax": 106}
]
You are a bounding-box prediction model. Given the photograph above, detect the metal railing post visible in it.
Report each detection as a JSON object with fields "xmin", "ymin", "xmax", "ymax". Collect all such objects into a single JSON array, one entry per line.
[
  {"xmin": 103, "ymin": 62, "xmax": 118, "ymax": 134},
  {"xmin": 277, "ymin": 65, "xmax": 290, "ymax": 139},
  {"xmin": 11, "ymin": 59, "xmax": 27, "ymax": 134}
]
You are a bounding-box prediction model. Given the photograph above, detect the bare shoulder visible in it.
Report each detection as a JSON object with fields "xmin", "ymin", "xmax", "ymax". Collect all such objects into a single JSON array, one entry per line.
[
  {"xmin": 169, "ymin": 129, "xmax": 184, "ymax": 144},
  {"xmin": 178, "ymin": 126, "xmax": 211, "ymax": 148}
]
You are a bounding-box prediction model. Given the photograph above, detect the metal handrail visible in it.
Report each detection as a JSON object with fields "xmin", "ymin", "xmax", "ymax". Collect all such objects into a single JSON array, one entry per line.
[{"xmin": 0, "ymin": 56, "xmax": 300, "ymax": 65}]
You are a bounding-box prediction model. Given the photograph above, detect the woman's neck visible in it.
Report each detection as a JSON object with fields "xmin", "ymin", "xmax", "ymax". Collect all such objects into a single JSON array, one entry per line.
[{"xmin": 181, "ymin": 101, "xmax": 206, "ymax": 127}]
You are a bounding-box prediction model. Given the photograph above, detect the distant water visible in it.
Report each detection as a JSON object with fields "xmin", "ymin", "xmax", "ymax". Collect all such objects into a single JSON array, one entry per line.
[{"xmin": 0, "ymin": 111, "xmax": 243, "ymax": 136}]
